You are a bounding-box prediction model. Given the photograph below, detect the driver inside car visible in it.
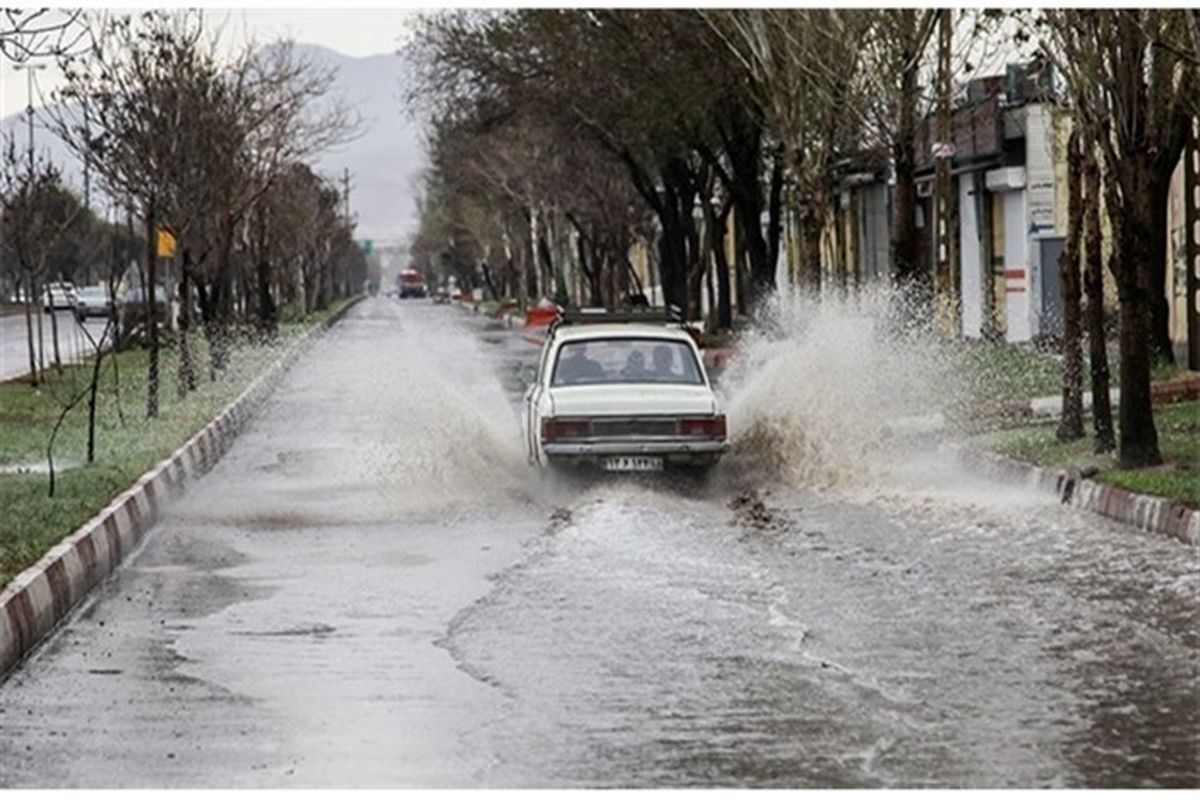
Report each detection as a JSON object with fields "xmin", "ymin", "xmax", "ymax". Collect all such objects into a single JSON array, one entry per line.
[{"xmin": 651, "ymin": 344, "xmax": 680, "ymax": 381}]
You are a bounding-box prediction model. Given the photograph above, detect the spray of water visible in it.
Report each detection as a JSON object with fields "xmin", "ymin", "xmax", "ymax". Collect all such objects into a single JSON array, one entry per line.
[
  {"xmin": 719, "ymin": 286, "xmax": 967, "ymax": 492},
  {"xmin": 358, "ymin": 303, "xmax": 533, "ymax": 517},
  {"xmin": 173, "ymin": 301, "xmax": 535, "ymax": 529}
]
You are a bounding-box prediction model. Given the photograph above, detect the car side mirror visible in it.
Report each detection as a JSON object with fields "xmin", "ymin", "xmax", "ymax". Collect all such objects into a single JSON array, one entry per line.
[{"xmin": 518, "ymin": 364, "xmax": 538, "ymax": 387}]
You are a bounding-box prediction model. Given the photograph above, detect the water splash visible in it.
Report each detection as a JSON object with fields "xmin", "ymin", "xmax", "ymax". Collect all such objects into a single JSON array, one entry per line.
[
  {"xmin": 719, "ymin": 287, "xmax": 962, "ymax": 492},
  {"xmin": 358, "ymin": 302, "xmax": 531, "ymax": 515},
  {"xmin": 174, "ymin": 300, "xmax": 536, "ymax": 528}
]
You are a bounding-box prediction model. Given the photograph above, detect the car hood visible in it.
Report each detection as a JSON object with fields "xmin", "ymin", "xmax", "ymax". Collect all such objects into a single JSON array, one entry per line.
[{"xmin": 548, "ymin": 383, "xmax": 717, "ymax": 417}]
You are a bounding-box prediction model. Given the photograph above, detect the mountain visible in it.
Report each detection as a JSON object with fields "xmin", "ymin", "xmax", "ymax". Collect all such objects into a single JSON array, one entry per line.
[{"xmin": 0, "ymin": 43, "xmax": 427, "ymax": 247}]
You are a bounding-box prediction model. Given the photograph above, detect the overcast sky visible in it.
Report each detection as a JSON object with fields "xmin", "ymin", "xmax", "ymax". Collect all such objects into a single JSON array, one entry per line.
[{"xmin": 1, "ymin": 7, "xmax": 425, "ymax": 118}]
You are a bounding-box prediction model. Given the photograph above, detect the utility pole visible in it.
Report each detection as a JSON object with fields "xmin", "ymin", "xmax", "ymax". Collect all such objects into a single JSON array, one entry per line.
[
  {"xmin": 934, "ymin": 8, "xmax": 957, "ymax": 335},
  {"xmin": 12, "ymin": 63, "xmax": 47, "ymax": 174}
]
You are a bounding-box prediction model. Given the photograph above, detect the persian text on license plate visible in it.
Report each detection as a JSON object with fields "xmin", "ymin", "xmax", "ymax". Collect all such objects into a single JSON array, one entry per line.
[{"xmin": 603, "ymin": 456, "xmax": 663, "ymax": 472}]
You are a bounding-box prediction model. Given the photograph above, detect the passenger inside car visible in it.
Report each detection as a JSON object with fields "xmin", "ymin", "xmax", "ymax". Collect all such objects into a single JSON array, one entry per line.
[
  {"xmin": 621, "ymin": 350, "xmax": 650, "ymax": 380},
  {"xmin": 556, "ymin": 343, "xmax": 605, "ymax": 384}
]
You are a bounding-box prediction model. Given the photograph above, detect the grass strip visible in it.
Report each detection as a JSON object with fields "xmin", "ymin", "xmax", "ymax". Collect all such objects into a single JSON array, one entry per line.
[{"xmin": 975, "ymin": 400, "xmax": 1199, "ymax": 509}]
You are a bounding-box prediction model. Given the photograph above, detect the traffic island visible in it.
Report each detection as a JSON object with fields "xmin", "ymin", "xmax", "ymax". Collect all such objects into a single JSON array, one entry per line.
[{"xmin": 0, "ymin": 296, "xmax": 362, "ymax": 679}]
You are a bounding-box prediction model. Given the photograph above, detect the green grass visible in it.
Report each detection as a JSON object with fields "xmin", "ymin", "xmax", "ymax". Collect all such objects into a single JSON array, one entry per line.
[
  {"xmin": 944, "ymin": 339, "xmax": 1122, "ymax": 407},
  {"xmin": 1151, "ymin": 360, "xmax": 1189, "ymax": 384},
  {"xmin": 0, "ymin": 299, "xmax": 356, "ymax": 587},
  {"xmin": 977, "ymin": 400, "xmax": 1200, "ymax": 508}
]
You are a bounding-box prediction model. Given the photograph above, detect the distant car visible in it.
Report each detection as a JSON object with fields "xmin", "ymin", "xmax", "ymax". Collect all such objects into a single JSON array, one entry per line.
[
  {"xmin": 522, "ymin": 309, "xmax": 728, "ymax": 475},
  {"xmin": 74, "ymin": 285, "xmax": 116, "ymax": 321},
  {"xmin": 43, "ymin": 281, "xmax": 78, "ymax": 312},
  {"xmin": 398, "ymin": 269, "xmax": 428, "ymax": 299},
  {"xmin": 117, "ymin": 285, "xmax": 170, "ymax": 339}
]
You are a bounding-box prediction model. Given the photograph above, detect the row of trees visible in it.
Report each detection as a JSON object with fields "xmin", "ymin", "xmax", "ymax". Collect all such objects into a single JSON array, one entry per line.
[
  {"xmin": 410, "ymin": 9, "xmax": 1198, "ymax": 469},
  {"xmin": 1, "ymin": 11, "xmax": 366, "ymax": 422},
  {"xmin": 409, "ymin": 10, "xmax": 983, "ymax": 321}
]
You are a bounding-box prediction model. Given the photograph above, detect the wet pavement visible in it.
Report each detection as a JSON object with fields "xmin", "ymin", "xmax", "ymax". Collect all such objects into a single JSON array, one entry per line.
[
  {"xmin": 0, "ymin": 297, "xmax": 1196, "ymax": 787},
  {"xmin": 0, "ymin": 309, "xmax": 112, "ymax": 383}
]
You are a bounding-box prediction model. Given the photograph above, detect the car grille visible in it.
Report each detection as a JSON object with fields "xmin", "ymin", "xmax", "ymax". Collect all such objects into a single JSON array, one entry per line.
[{"xmin": 591, "ymin": 418, "xmax": 678, "ymax": 437}]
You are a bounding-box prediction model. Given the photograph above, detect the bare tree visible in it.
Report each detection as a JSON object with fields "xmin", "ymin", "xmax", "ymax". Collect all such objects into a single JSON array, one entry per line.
[
  {"xmin": 0, "ymin": 139, "xmax": 82, "ymax": 387},
  {"xmin": 1034, "ymin": 9, "xmax": 1196, "ymax": 467},
  {"xmin": 706, "ymin": 10, "xmax": 871, "ymax": 294},
  {"xmin": 50, "ymin": 11, "xmax": 360, "ymax": 403},
  {"xmin": 0, "ymin": 8, "xmax": 85, "ymax": 63}
]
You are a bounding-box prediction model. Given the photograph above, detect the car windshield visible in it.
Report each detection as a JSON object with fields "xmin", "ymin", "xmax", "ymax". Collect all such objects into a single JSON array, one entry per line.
[
  {"xmin": 80, "ymin": 288, "xmax": 107, "ymax": 300},
  {"xmin": 551, "ymin": 337, "xmax": 703, "ymax": 387}
]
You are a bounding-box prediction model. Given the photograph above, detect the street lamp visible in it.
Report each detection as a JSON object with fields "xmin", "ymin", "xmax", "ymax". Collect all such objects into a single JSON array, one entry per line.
[{"xmin": 12, "ymin": 63, "xmax": 47, "ymax": 173}]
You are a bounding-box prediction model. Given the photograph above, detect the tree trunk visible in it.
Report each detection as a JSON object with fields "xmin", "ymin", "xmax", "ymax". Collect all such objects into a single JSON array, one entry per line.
[
  {"xmin": 1147, "ymin": 166, "xmax": 1175, "ymax": 364},
  {"xmin": 86, "ymin": 325, "xmax": 107, "ymax": 463},
  {"xmin": 1109, "ymin": 166, "xmax": 1162, "ymax": 469},
  {"xmin": 797, "ymin": 202, "xmax": 824, "ymax": 294},
  {"xmin": 703, "ymin": 195, "xmax": 734, "ymax": 331},
  {"xmin": 1056, "ymin": 131, "xmax": 1085, "ymax": 441},
  {"xmin": 979, "ymin": 180, "xmax": 1000, "ymax": 342},
  {"xmin": 206, "ymin": 219, "xmax": 236, "ymax": 374},
  {"xmin": 22, "ymin": 275, "xmax": 38, "ymax": 387},
  {"xmin": 764, "ymin": 148, "xmax": 784, "ymax": 295},
  {"xmin": 177, "ymin": 248, "xmax": 197, "ymax": 398},
  {"xmin": 892, "ymin": 55, "xmax": 921, "ymax": 289},
  {"xmin": 35, "ymin": 278, "xmax": 46, "ymax": 375},
  {"xmin": 47, "ymin": 285, "xmax": 62, "ymax": 372},
  {"xmin": 1083, "ymin": 144, "xmax": 1114, "ymax": 453},
  {"xmin": 538, "ymin": 234, "xmax": 565, "ymax": 307},
  {"xmin": 145, "ymin": 202, "xmax": 159, "ymax": 419},
  {"xmin": 255, "ymin": 223, "xmax": 277, "ymax": 338}
]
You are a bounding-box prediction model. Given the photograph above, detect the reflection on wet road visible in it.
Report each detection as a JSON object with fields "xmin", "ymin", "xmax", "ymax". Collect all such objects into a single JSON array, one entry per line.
[{"xmin": 0, "ymin": 297, "xmax": 1195, "ymax": 787}]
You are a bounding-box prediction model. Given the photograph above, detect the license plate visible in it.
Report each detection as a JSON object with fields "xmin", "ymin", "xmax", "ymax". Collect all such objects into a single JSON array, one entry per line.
[{"xmin": 603, "ymin": 456, "xmax": 663, "ymax": 472}]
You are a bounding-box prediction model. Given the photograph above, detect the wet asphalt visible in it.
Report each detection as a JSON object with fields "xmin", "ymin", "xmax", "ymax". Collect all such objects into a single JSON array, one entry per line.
[
  {"xmin": 0, "ymin": 297, "xmax": 1196, "ymax": 788},
  {"xmin": 0, "ymin": 309, "xmax": 112, "ymax": 383}
]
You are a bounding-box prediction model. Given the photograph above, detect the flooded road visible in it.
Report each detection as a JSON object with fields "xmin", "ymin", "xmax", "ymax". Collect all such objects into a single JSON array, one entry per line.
[{"xmin": 0, "ymin": 297, "xmax": 1196, "ymax": 787}]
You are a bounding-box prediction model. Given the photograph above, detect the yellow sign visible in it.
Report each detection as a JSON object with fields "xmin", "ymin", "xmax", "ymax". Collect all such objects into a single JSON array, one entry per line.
[{"xmin": 156, "ymin": 228, "xmax": 177, "ymax": 258}]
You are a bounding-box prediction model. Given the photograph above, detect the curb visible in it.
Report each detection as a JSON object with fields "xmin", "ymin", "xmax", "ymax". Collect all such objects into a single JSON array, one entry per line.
[
  {"xmin": 0, "ymin": 296, "xmax": 364, "ymax": 680},
  {"xmin": 945, "ymin": 444, "xmax": 1199, "ymax": 546}
]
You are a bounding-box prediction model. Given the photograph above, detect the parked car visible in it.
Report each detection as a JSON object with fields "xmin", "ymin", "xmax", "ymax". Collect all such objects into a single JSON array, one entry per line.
[
  {"xmin": 117, "ymin": 285, "xmax": 170, "ymax": 339},
  {"xmin": 74, "ymin": 285, "xmax": 116, "ymax": 321},
  {"xmin": 43, "ymin": 281, "xmax": 78, "ymax": 312},
  {"xmin": 398, "ymin": 269, "xmax": 428, "ymax": 299},
  {"xmin": 521, "ymin": 308, "xmax": 728, "ymax": 474}
]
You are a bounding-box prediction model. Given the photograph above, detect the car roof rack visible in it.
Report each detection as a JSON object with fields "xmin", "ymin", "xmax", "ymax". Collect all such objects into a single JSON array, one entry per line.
[{"xmin": 554, "ymin": 305, "xmax": 684, "ymax": 329}]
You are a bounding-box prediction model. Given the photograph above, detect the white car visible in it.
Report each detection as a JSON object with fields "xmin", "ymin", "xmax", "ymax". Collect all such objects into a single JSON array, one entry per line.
[
  {"xmin": 522, "ymin": 311, "xmax": 728, "ymax": 474},
  {"xmin": 43, "ymin": 281, "xmax": 78, "ymax": 312}
]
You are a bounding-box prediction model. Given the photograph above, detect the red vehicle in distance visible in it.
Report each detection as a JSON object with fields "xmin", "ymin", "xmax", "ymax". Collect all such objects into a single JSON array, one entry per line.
[{"xmin": 397, "ymin": 269, "xmax": 428, "ymax": 299}]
